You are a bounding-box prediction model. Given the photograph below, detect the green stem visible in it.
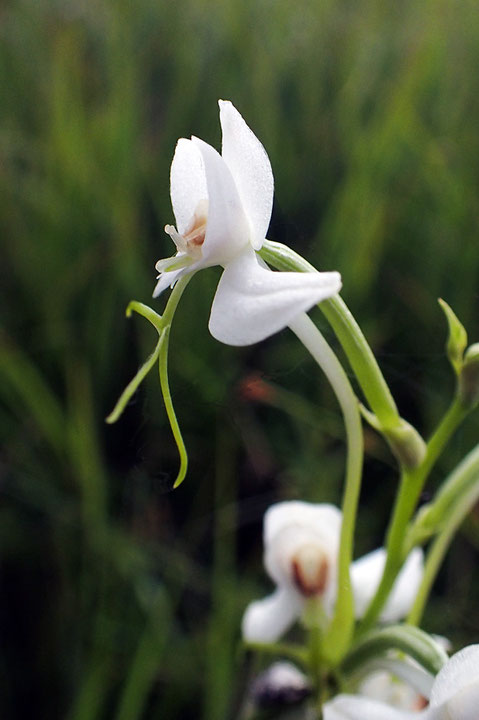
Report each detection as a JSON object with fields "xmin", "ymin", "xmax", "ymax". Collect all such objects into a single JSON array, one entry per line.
[
  {"xmin": 242, "ymin": 641, "xmax": 309, "ymax": 667},
  {"xmin": 342, "ymin": 625, "xmax": 448, "ymax": 678},
  {"xmin": 288, "ymin": 313, "xmax": 363, "ymax": 662},
  {"xmin": 407, "ymin": 450, "xmax": 479, "ymax": 625},
  {"xmin": 106, "ymin": 335, "xmax": 162, "ymax": 424},
  {"xmin": 158, "ymin": 325, "xmax": 188, "ymax": 488},
  {"xmin": 357, "ymin": 397, "xmax": 468, "ymax": 634},
  {"xmin": 161, "ymin": 273, "xmax": 195, "ymax": 325},
  {"xmin": 106, "ymin": 274, "xmax": 194, "ymax": 424},
  {"xmin": 260, "ymin": 240, "xmax": 400, "ymax": 429},
  {"xmin": 408, "ymin": 443, "xmax": 479, "ymax": 545}
]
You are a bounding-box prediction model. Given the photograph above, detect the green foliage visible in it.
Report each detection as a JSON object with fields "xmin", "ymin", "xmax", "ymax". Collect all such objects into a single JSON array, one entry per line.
[{"xmin": 1, "ymin": 1, "xmax": 479, "ymax": 718}]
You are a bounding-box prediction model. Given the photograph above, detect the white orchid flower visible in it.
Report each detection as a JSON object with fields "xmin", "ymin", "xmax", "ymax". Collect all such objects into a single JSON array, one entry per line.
[
  {"xmin": 153, "ymin": 100, "xmax": 342, "ymax": 346},
  {"xmin": 323, "ymin": 644, "xmax": 479, "ymax": 720},
  {"xmin": 357, "ymin": 669, "xmax": 429, "ymax": 712},
  {"xmin": 242, "ymin": 501, "xmax": 424, "ymax": 643},
  {"xmin": 353, "ymin": 636, "xmax": 450, "ymax": 713}
]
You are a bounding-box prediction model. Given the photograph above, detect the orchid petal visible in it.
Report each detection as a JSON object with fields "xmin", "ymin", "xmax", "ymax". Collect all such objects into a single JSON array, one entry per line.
[
  {"xmin": 444, "ymin": 683, "xmax": 479, "ymax": 720},
  {"xmin": 219, "ymin": 100, "xmax": 274, "ymax": 250},
  {"xmin": 360, "ymin": 658, "xmax": 434, "ymax": 700},
  {"xmin": 261, "ymin": 502, "xmax": 342, "ymax": 611},
  {"xmin": 191, "ymin": 137, "xmax": 250, "ymax": 265},
  {"xmin": 152, "ymin": 266, "xmax": 185, "ymax": 298},
  {"xmin": 170, "ymin": 139, "xmax": 208, "ymax": 235},
  {"xmin": 208, "ymin": 250, "xmax": 341, "ymax": 346},
  {"xmin": 264, "ymin": 501, "xmax": 342, "ymax": 547},
  {"xmin": 323, "ymin": 695, "xmax": 416, "ymax": 720},
  {"xmin": 381, "ymin": 548, "xmax": 424, "ymax": 622},
  {"xmin": 429, "ymin": 645, "xmax": 479, "ymax": 710},
  {"xmin": 242, "ymin": 587, "xmax": 303, "ymax": 644},
  {"xmin": 351, "ymin": 548, "xmax": 424, "ymax": 621}
]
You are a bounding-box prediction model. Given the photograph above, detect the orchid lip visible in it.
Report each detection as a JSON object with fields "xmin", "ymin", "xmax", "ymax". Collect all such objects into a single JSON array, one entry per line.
[{"xmin": 291, "ymin": 544, "xmax": 330, "ymax": 597}]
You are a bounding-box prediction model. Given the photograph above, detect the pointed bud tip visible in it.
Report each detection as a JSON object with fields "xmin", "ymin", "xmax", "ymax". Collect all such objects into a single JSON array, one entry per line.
[
  {"xmin": 458, "ymin": 343, "xmax": 479, "ymax": 409},
  {"xmin": 438, "ymin": 298, "xmax": 468, "ymax": 375}
]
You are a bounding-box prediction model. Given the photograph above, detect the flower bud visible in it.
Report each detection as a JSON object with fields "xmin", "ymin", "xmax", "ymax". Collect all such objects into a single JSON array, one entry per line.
[
  {"xmin": 458, "ymin": 343, "xmax": 479, "ymax": 409},
  {"xmin": 383, "ymin": 419, "xmax": 427, "ymax": 470},
  {"xmin": 361, "ymin": 405, "xmax": 426, "ymax": 470},
  {"xmin": 249, "ymin": 662, "xmax": 311, "ymax": 710},
  {"xmin": 438, "ymin": 298, "xmax": 468, "ymax": 375}
]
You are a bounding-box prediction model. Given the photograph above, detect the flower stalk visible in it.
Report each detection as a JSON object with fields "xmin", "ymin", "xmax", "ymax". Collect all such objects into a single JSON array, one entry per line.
[
  {"xmin": 260, "ymin": 240, "xmax": 401, "ymax": 432},
  {"xmin": 106, "ymin": 273, "xmax": 194, "ymax": 486},
  {"xmin": 288, "ymin": 313, "xmax": 363, "ymax": 662},
  {"xmin": 407, "ymin": 443, "xmax": 479, "ymax": 625},
  {"xmin": 357, "ymin": 396, "xmax": 469, "ymax": 634}
]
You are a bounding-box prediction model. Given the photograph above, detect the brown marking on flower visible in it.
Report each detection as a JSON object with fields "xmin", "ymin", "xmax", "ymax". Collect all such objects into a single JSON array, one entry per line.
[
  {"xmin": 291, "ymin": 545, "xmax": 329, "ymax": 597},
  {"xmin": 414, "ymin": 696, "xmax": 428, "ymax": 710}
]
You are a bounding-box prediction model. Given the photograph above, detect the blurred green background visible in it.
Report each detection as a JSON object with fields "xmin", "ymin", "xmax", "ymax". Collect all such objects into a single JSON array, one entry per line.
[{"xmin": 1, "ymin": 0, "xmax": 479, "ymax": 718}]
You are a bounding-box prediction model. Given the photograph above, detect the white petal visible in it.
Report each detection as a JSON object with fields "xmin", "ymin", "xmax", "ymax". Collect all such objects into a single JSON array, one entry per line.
[
  {"xmin": 219, "ymin": 100, "xmax": 274, "ymax": 250},
  {"xmin": 261, "ymin": 502, "xmax": 342, "ymax": 609},
  {"xmin": 264, "ymin": 501, "xmax": 342, "ymax": 549},
  {"xmin": 360, "ymin": 657, "xmax": 434, "ymax": 700},
  {"xmin": 444, "ymin": 682, "xmax": 479, "ymax": 720},
  {"xmin": 264, "ymin": 522, "xmax": 339, "ymax": 590},
  {"xmin": 351, "ymin": 548, "xmax": 424, "ymax": 621},
  {"xmin": 323, "ymin": 695, "xmax": 417, "ymax": 720},
  {"xmin": 241, "ymin": 588, "xmax": 303, "ymax": 644},
  {"xmin": 429, "ymin": 645, "xmax": 479, "ymax": 709},
  {"xmin": 381, "ymin": 548, "xmax": 424, "ymax": 622},
  {"xmin": 359, "ymin": 669, "xmax": 428, "ymax": 710},
  {"xmin": 191, "ymin": 137, "xmax": 250, "ymax": 266},
  {"xmin": 170, "ymin": 139, "xmax": 208, "ymax": 235},
  {"xmin": 351, "ymin": 548, "xmax": 387, "ymax": 618},
  {"xmin": 152, "ymin": 267, "xmax": 184, "ymax": 297},
  {"xmin": 208, "ymin": 250, "xmax": 341, "ymax": 346}
]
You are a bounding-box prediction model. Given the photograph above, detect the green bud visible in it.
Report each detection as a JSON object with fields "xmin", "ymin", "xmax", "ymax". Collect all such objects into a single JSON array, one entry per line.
[
  {"xmin": 438, "ymin": 298, "xmax": 468, "ymax": 375},
  {"xmin": 360, "ymin": 405, "xmax": 426, "ymax": 470},
  {"xmin": 458, "ymin": 343, "xmax": 479, "ymax": 409},
  {"xmin": 383, "ymin": 419, "xmax": 427, "ymax": 470}
]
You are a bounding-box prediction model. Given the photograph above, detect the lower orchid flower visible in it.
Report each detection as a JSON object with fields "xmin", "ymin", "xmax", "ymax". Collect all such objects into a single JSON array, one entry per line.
[
  {"xmin": 357, "ymin": 669, "xmax": 429, "ymax": 712},
  {"xmin": 242, "ymin": 501, "xmax": 424, "ymax": 643},
  {"xmin": 153, "ymin": 100, "xmax": 341, "ymax": 346},
  {"xmin": 323, "ymin": 644, "xmax": 479, "ymax": 720}
]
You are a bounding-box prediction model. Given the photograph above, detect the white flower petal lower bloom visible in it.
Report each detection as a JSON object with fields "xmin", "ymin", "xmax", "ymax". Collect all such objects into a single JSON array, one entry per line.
[
  {"xmin": 359, "ymin": 670, "xmax": 428, "ymax": 711},
  {"xmin": 351, "ymin": 547, "xmax": 424, "ymax": 622},
  {"xmin": 323, "ymin": 645, "xmax": 479, "ymax": 720},
  {"xmin": 323, "ymin": 694, "xmax": 417, "ymax": 720},
  {"xmin": 242, "ymin": 588, "xmax": 303, "ymax": 644},
  {"xmin": 154, "ymin": 101, "xmax": 341, "ymax": 345},
  {"xmin": 429, "ymin": 644, "xmax": 479, "ymax": 718},
  {"xmin": 242, "ymin": 501, "xmax": 424, "ymax": 644}
]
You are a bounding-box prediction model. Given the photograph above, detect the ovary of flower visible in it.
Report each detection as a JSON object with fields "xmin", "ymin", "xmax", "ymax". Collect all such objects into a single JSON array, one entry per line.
[
  {"xmin": 323, "ymin": 645, "xmax": 479, "ymax": 720},
  {"xmin": 153, "ymin": 100, "xmax": 342, "ymax": 346},
  {"xmin": 242, "ymin": 501, "xmax": 424, "ymax": 644}
]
